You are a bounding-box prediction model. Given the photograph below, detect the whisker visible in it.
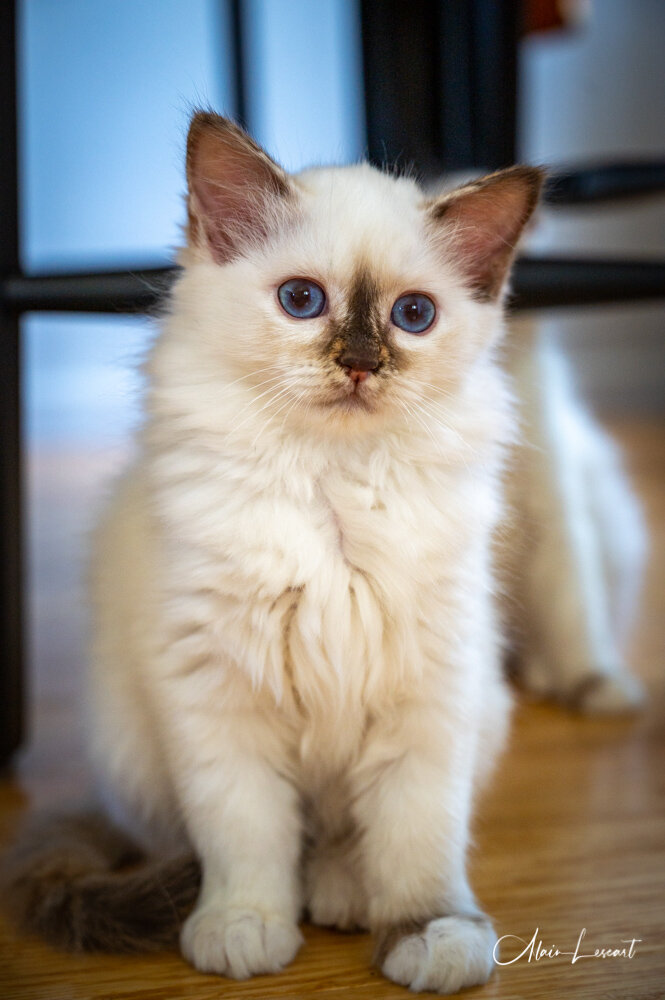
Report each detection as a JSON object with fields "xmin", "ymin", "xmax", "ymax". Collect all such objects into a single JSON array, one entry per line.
[
  {"xmin": 249, "ymin": 387, "xmax": 307, "ymax": 451},
  {"xmin": 274, "ymin": 390, "xmax": 310, "ymax": 442},
  {"xmin": 399, "ymin": 399, "xmax": 447, "ymax": 458},
  {"xmin": 156, "ymin": 365, "xmax": 285, "ymax": 391},
  {"xmin": 226, "ymin": 382, "xmax": 294, "ymax": 437},
  {"xmin": 415, "ymin": 380, "xmax": 457, "ymax": 403},
  {"xmin": 415, "ymin": 398, "xmax": 471, "ymax": 449},
  {"xmin": 225, "ymin": 375, "xmax": 292, "ymax": 426},
  {"xmin": 222, "ymin": 365, "xmax": 285, "ymax": 391},
  {"xmin": 396, "ymin": 389, "xmax": 474, "ymax": 470},
  {"xmin": 409, "ymin": 398, "xmax": 473, "ymax": 469}
]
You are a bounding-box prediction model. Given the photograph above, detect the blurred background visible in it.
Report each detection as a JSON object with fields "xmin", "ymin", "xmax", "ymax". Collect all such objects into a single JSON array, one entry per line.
[{"xmin": 7, "ymin": 0, "xmax": 665, "ymax": 769}]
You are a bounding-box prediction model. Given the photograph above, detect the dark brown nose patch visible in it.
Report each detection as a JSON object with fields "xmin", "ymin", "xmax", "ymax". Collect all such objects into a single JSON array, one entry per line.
[
  {"xmin": 322, "ymin": 267, "xmax": 395, "ymax": 373},
  {"xmin": 337, "ymin": 350, "xmax": 380, "ymax": 373}
]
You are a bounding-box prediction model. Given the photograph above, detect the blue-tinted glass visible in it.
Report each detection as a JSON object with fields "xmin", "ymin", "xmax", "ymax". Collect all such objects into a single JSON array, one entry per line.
[
  {"xmin": 18, "ymin": 0, "xmax": 234, "ymax": 272},
  {"xmin": 243, "ymin": 0, "xmax": 365, "ymax": 171},
  {"xmin": 23, "ymin": 314, "xmax": 155, "ymax": 708},
  {"xmin": 23, "ymin": 313, "xmax": 153, "ymax": 447}
]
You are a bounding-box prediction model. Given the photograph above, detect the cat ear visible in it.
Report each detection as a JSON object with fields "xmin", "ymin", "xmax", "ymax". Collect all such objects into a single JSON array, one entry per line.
[
  {"xmin": 428, "ymin": 166, "xmax": 545, "ymax": 301},
  {"xmin": 186, "ymin": 111, "xmax": 293, "ymax": 263}
]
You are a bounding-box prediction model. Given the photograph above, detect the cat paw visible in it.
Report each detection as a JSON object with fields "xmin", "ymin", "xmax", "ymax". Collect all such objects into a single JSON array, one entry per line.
[
  {"xmin": 306, "ymin": 853, "xmax": 368, "ymax": 931},
  {"xmin": 180, "ymin": 904, "xmax": 303, "ymax": 978},
  {"xmin": 376, "ymin": 914, "xmax": 496, "ymax": 994},
  {"xmin": 572, "ymin": 671, "xmax": 645, "ymax": 714},
  {"xmin": 517, "ymin": 654, "xmax": 645, "ymax": 715}
]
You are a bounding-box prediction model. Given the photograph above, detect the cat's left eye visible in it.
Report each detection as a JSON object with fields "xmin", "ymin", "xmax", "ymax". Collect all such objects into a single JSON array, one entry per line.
[
  {"xmin": 278, "ymin": 278, "xmax": 326, "ymax": 319},
  {"xmin": 391, "ymin": 293, "xmax": 436, "ymax": 335}
]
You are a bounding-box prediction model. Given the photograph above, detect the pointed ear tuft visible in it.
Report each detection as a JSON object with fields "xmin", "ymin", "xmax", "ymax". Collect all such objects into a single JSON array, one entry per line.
[
  {"xmin": 428, "ymin": 166, "xmax": 545, "ymax": 301},
  {"xmin": 186, "ymin": 112, "xmax": 292, "ymax": 263}
]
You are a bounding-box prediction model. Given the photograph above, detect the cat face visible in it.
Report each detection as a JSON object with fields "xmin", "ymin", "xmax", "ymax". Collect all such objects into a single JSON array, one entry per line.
[{"xmin": 176, "ymin": 113, "xmax": 542, "ymax": 436}]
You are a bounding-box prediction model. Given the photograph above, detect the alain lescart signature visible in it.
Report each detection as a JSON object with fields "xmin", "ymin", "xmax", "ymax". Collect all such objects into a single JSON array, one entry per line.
[{"xmin": 494, "ymin": 927, "xmax": 641, "ymax": 966}]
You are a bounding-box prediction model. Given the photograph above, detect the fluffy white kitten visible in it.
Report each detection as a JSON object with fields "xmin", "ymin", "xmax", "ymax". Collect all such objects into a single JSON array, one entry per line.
[{"xmin": 3, "ymin": 113, "xmax": 644, "ymax": 995}]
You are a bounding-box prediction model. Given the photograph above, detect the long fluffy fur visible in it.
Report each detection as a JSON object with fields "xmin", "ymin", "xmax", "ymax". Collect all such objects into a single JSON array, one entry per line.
[
  {"xmin": 1, "ymin": 813, "xmax": 199, "ymax": 952},
  {"xmin": 2, "ymin": 116, "xmax": 644, "ymax": 992}
]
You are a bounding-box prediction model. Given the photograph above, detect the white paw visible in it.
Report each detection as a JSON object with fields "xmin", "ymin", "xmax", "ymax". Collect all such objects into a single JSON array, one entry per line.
[
  {"xmin": 575, "ymin": 671, "xmax": 645, "ymax": 714},
  {"xmin": 380, "ymin": 915, "xmax": 496, "ymax": 994},
  {"xmin": 517, "ymin": 654, "xmax": 645, "ymax": 715},
  {"xmin": 306, "ymin": 854, "xmax": 368, "ymax": 931},
  {"xmin": 180, "ymin": 904, "xmax": 303, "ymax": 978}
]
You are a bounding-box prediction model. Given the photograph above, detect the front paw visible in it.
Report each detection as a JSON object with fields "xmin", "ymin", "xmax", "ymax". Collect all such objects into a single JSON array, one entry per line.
[
  {"xmin": 517, "ymin": 655, "xmax": 644, "ymax": 714},
  {"xmin": 181, "ymin": 904, "xmax": 303, "ymax": 978},
  {"xmin": 376, "ymin": 913, "xmax": 496, "ymax": 994},
  {"xmin": 572, "ymin": 671, "xmax": 644, "ymax": 714}
]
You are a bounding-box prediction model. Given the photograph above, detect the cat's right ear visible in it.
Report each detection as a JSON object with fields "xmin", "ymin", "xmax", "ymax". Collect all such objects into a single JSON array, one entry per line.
[{"xmin": 186, "ymin": 112, "xmax": 293, "ymax": 263}]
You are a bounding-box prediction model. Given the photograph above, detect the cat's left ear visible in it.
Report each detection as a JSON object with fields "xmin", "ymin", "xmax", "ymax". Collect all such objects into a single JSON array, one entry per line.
[
  {"xmin": 186, "ymin": 111, "xmax": 293, "ymax": 263},
  {"xmin": 428, "ymin": 166, "xmax": 545, "ymax": 302}
]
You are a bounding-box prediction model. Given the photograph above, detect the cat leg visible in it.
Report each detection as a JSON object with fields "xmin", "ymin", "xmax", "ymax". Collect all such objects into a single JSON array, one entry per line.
[
  {"xmin": 154, "ymin": 674, "xmax": 303, "ymax": 979},
  {"xmin": 352, "ymin": 701, "xmax": 496, "ymax": 994},
  {"xmin": 178, "ymin": 747, "xmax": 304, "ymax": 977},
  {"xmin": 505, "ymin": 326, "xmax": 645, "ymax": 712}
]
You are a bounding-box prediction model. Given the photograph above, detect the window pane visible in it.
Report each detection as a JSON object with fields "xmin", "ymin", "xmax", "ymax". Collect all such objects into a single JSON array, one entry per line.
[
  {"xmin": 23, "ymin": 313, "xmax": 152, "ymax": 447},
  {"xmin": 243, "ymin": 0, "xmax": 365, "ymax": 171},
  {"xmin": 23, "ymin": 313, "xmax": 155, "ymax": 741},
  {"xmin": 18, "ymin": 0, "xmax": 235, "ymax": 272}
]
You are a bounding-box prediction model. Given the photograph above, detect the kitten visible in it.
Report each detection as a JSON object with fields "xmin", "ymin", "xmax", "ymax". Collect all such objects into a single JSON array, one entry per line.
[{"xmin": 2, "ymin": 112, "xmax": 643, "ymax": 994}]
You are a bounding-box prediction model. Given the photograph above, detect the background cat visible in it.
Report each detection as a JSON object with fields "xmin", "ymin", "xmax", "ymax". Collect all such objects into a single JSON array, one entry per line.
[{"xmin": 503, "ymin": 316, "xmax": 645, "ymax": 712}]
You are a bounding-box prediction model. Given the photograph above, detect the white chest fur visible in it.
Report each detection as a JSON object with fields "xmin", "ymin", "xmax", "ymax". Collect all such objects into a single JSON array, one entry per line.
[{"xmin": 151, "ymin": 430, "xmax": 501, "ymax": 775}]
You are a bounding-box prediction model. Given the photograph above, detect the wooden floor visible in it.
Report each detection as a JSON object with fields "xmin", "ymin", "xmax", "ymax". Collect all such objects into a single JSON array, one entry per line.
[{"xmin": 1, "ymin": 420, "xmax": 664, "ymax": 999}]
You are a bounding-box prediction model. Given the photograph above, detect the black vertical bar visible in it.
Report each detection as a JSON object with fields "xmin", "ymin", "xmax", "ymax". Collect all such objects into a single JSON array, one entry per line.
[
  {"xmin": 360, "ymin": 0, "xmax": 442, "ymax": 177},
  {"xmin": 468, "ymin": 0, "xmax": 519, "ymax": 169},
  {"xmin": 437, "ymin": 0, "xmax": 520, "ymax": 171},
  {"xmin": 437, "ymin": 1, "xmax": 475, "ymax": 169},
  {"xmin": 360, "ymin": 0, "xmax": 520, "ymax": 175},
  {"xmin": 230, "ymin": 0, "xmax": 248, "ymax": 129},
  {"xmin": 0, "ymin": 0, "xmax": 24, "ymax": 764}
]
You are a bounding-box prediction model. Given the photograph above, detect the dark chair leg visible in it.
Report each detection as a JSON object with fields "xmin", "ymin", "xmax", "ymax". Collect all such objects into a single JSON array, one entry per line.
[
  {"xmin": 359, "ymin": 0, "xmax": 519, "ymax": 177},
  {"xmin": 0, "ymin": 0, "xmax": 25, "ymax": 766}
]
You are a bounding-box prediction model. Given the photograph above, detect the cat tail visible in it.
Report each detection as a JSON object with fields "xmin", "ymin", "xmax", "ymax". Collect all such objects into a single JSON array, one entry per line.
[{"xmin": 0, "ymin": 811, "xmax": 200, "ymax": 953}]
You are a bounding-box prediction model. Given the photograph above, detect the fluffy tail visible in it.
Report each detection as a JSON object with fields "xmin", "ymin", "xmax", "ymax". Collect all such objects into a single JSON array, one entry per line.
[{"xmin": 1, "ymin": 811, "xmax": 200, "ymax": 953}]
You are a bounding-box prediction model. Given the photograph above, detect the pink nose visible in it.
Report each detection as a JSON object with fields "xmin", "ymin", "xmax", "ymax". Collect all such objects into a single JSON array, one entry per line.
[{"xmin": 347, "ymin": 368, "xmax": 369, "ymax": 383}]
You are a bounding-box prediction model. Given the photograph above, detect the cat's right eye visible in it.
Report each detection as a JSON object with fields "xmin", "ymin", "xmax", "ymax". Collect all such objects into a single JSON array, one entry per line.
[{"xmin": 278, "ymin": 279, "xmax": 326, "ymax": 319}]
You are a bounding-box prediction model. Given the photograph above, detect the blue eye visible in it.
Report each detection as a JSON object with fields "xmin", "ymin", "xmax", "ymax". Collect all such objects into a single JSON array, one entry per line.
[
  {"xmin": 278, "ymin": 278, "xmax": 326, "ymax": 319},
  {"xmin": 391, "ymin": 293, "xmax": 436, "ymax": 334}
]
